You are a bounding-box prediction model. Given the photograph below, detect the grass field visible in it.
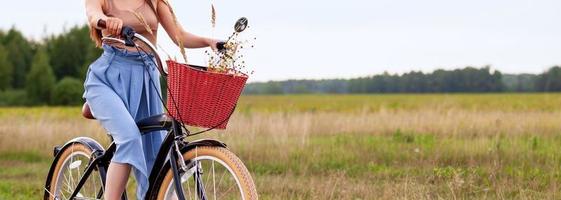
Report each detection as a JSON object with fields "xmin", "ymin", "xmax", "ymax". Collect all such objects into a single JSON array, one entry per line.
[{"xmin": 2, "ymin": 94, "xmax": 561, "ymax": 199}]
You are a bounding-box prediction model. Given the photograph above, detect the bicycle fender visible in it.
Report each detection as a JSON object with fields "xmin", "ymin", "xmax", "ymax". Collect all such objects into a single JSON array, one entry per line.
[
  {"xmin": 44, "ymin": 137, "xmax": 105, "ymax": 200},
  {"xmin": 182, "ymin": 139, "xmax": 228, "ymax": 152}
]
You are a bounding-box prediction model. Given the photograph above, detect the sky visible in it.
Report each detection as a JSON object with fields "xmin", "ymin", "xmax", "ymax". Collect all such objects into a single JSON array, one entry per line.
[{"xmin": 2, "ymin": 0, "xmax": 561, "ymax": 82}]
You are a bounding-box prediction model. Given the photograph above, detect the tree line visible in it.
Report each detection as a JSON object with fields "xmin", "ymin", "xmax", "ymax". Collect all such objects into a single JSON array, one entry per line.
[
  {"xmin": 244, "ymin": 67, "xmax": 561, "ymax": 94},
  {"xmin": 1, "ymin": 25, "xmax": 561, "ymax": 106},
  {"xmin": 0, "ymin": 25, "xmax": 101, "ymax": 106}
]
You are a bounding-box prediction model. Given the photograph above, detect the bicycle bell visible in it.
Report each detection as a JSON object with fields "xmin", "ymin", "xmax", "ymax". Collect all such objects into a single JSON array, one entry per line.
[{"xmin": 234, "ymin": 17, "xmax": 248, "ymax": 33}]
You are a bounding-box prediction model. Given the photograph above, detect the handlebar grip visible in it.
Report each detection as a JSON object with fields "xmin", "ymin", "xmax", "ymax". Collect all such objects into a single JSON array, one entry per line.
[
  {"xmin": 97, "ymin": 19, "xmax": 107, "ymax": 29},
  {"xmin": 97, "ymin": 19, "xmax": 134, "ymax": 37},
  {"xmin": 216, "ymin": 41, "xmax": 226, "ymax": 51}
]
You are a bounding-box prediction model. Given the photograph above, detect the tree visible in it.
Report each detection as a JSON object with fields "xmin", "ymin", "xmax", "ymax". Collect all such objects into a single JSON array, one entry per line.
[
  {"xmin": 26, "ymin": 48, "xmax": 56, "ymax": 105},
  {"xmin": 46, "ymin": 25, "xmax": 101, "ymax": 80},
  {"xmin": 0, "ymin": 44, "xmax": 13, "ymax": 90},
  {"xmin": 0, "ymin": 30, "xmax": 5, "ymax": 43},
  {"xmin": 245, "ymin": 66, "xmax": 508, "ymax": 94},
  {"xmin": 536, "ymin": 66, "xmax": 561, "ymax": 92},
  {"xmin": 51, "ymin": 77, "xmax": 83, "ymax": 105},
  {"xmin": 4, "ymin": 28, "xmax": 34, "ymax": 89}
]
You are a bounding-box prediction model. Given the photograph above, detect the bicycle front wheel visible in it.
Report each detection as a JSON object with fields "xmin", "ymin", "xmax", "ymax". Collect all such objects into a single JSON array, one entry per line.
[{"xmin": 155, "ymin": 146, "xmax": 257, "ymax": 200}]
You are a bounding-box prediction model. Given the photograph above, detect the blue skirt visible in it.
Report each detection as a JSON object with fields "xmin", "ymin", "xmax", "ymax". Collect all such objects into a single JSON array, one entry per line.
[{"xmin": 83, "ymin": 44, "xmax": 165, "ymax": 199}]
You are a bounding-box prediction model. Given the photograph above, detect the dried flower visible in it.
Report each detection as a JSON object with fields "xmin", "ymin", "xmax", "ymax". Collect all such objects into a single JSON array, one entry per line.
[
  {"xmin": 206, "ymin": 24, "xmax": 255, "ymax": 76},
  {"xmin": 211, "ymin": 4, "xmax": 216, "ymax": 28}
]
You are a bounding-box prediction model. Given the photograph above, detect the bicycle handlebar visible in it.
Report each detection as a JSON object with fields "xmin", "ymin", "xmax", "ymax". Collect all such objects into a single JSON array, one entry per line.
[
  {"xmin": 97, "ymin": 19, "xmax": 226, "ymax": 51},
  {"xmin": 96, "ymin": 19, "xmax": 227, "ymax": 76}
]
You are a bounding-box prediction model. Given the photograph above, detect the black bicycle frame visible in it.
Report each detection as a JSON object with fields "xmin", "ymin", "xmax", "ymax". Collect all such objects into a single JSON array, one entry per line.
[{"xmin": 66, "ymin": 119, "xmax": 199, "ymax": 200}]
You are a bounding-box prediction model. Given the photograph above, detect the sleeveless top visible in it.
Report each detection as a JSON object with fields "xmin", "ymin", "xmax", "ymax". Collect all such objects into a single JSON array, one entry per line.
[{"xmin": 102, "ymin": 0, "xmax": 158, "ymax": 48}]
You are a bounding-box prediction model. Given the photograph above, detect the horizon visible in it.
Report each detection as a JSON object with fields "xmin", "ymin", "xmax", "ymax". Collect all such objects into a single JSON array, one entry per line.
[
  {"xmin": 247, "ymin": 67, "xmax": 549, "ymax": 83},
  {"xmin": 2, "ymin": 0, "xmax": 561, "ymax": 82}
]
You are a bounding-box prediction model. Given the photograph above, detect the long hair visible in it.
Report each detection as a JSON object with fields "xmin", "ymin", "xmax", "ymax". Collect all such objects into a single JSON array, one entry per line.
[{"xmin": 89, "ymin": 0, "xmax": 158, "ymax": 47}]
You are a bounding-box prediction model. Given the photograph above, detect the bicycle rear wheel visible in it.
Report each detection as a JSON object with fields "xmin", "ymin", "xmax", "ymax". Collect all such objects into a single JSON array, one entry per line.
[
  {"xmin": 154, "ymin": 146, "xmax": 257, "ymax": 200},
  {"xmin": 46, "ymin": 143, "xmax": 104, "ymax": 200}
]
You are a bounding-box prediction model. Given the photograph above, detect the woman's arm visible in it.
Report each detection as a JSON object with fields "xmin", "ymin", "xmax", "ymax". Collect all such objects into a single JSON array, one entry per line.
[
  {"xmin": 85, "ymin": 0, "xmax": 123, "ymax": 36},
  {"xmin": 157, "ymin": 0, "xmax": 218, "ymax": 50}
]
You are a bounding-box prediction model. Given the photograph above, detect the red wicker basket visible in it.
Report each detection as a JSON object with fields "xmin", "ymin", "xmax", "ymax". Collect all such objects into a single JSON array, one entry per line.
[{"xmin": 166, "ymin": 60, "xmax": 248, "ymax": 129}]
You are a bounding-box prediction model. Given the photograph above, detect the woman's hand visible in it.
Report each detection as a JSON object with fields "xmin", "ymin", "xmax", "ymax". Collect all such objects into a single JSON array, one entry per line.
[
  {"xmin": 102, "ymin": 17, "xmax": 124, "ymax": 36},
  {"xmin": 205, "ymin": 38, "xmax": 221, "ymax": 51}
]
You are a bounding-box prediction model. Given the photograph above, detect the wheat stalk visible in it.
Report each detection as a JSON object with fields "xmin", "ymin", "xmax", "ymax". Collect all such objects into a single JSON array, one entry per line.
[
  {"xmin": 128, "ymin": 10, "xmax": 154, "ymax": 35},
  {"xmin": 162, "ymin": 0, "xmax": 188, "ymax": 63},
  {"xmin": 176, "ymin": 35, "xmax": 187, "ymax": 62},
  {"xmin": 211, "ymin": 4, "xmax": 216, "ymax": 28}
]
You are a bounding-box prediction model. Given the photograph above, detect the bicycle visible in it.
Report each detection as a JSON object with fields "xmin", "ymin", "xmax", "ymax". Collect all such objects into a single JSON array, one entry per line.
[{"xmin": 43, "ymin": 19, "xmax": 258, "ymax": 200}]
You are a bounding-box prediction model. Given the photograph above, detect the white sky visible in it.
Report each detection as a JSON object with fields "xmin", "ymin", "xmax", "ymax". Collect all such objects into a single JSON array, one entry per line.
[{"xmin": 1, "ymin": 0, "xmax": 561, "ymax": 82}]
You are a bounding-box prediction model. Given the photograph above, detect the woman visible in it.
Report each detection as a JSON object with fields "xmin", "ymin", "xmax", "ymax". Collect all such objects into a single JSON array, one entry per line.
[{"xmin": 84, "ymin": 0, "xmax": 218, "ymax": 199}]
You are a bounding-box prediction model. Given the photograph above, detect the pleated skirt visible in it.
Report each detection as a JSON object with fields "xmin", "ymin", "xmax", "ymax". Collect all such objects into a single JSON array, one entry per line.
[{"xmin": 83, "ymin": 44, "xmax": 165, "ymax": 199}]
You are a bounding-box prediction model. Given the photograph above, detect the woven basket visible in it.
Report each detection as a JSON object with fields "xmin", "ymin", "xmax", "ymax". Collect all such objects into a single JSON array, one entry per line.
[{"xmin": 166, "ymin": 60, "xmax": 248, "ymax": 129}]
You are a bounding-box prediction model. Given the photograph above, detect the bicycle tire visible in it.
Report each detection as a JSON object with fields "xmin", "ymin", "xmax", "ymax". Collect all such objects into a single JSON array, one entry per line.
[
  {"xmin": 45, "ymin": 143, "xmax": 104, "ymax": 200},
  {"xmin": 153, "ymin": 146, "xmax": 257, "ymax": 200}
]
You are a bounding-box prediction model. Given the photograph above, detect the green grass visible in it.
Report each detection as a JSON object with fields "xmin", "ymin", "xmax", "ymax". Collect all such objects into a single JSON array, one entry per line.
[
  {"xmin": 239, "ymin": 132, "xmax": 561, "ymax": 199},
  {"xmin": 4, "ymin": 134, "xmax": 561, "ymax": 199},
  {"xmin": 3, "ymin": 94, "xmax": 561, "ymax": 199},
  {"xmin": 3, "ymin": 93, "xmax": 561, "ymax": 114},
  {"xmin": 0, "ymin": 152, "xmax": 49, "ymax": 200},
  {"xmin": 238, "ymin": 93, "xmax": 561, "ymax": 112}
]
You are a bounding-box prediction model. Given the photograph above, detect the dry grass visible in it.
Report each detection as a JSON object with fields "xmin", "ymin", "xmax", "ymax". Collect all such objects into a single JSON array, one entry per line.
[
  {"xmin": 1, "ymin": 94, "xmax": 561, "ymax": 199},
  {"xmin": 0, "ymin": 107, "xmax": 109, "ymax": 154},
  {"xmin": 2, "ymin": 107, "xmax": 561, "ymax": 153}
]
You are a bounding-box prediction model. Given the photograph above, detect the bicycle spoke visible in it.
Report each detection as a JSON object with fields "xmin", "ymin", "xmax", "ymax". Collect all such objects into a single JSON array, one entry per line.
[
  {"xmin": 59, "ymin": 187, "xmax": 68, "ymax": 200},
  {"xmin": 203, "ymin": 161, "xmax": 212, "ymax": 196},
  {"xmin": 63, "ymin": 169, "xmax": 76, "ymax": 198},
  {"xmin": 185, "ymin": 173, "xmax": 193, "ymax": 200},
  {"xmin": 216, "ymin": 168, "xmax": 227, "ymax": 190},
  {"xmin": 70, "ymin": 148, "xmax": 75, "ymax": 190},
  {"xmin": 217, "ymin": 184, "xmax": 236, "ymax": 200},
  {"xmin": 63, "ymin": 175, "xmax": 74, "ymax": 195},
  {"xmin": 63, "ymin": 172, "xmax": 70, "ymax": 193},
  {"xmin": 212, "ymin": 160, "xmax": 216, "ymax": 200}
]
